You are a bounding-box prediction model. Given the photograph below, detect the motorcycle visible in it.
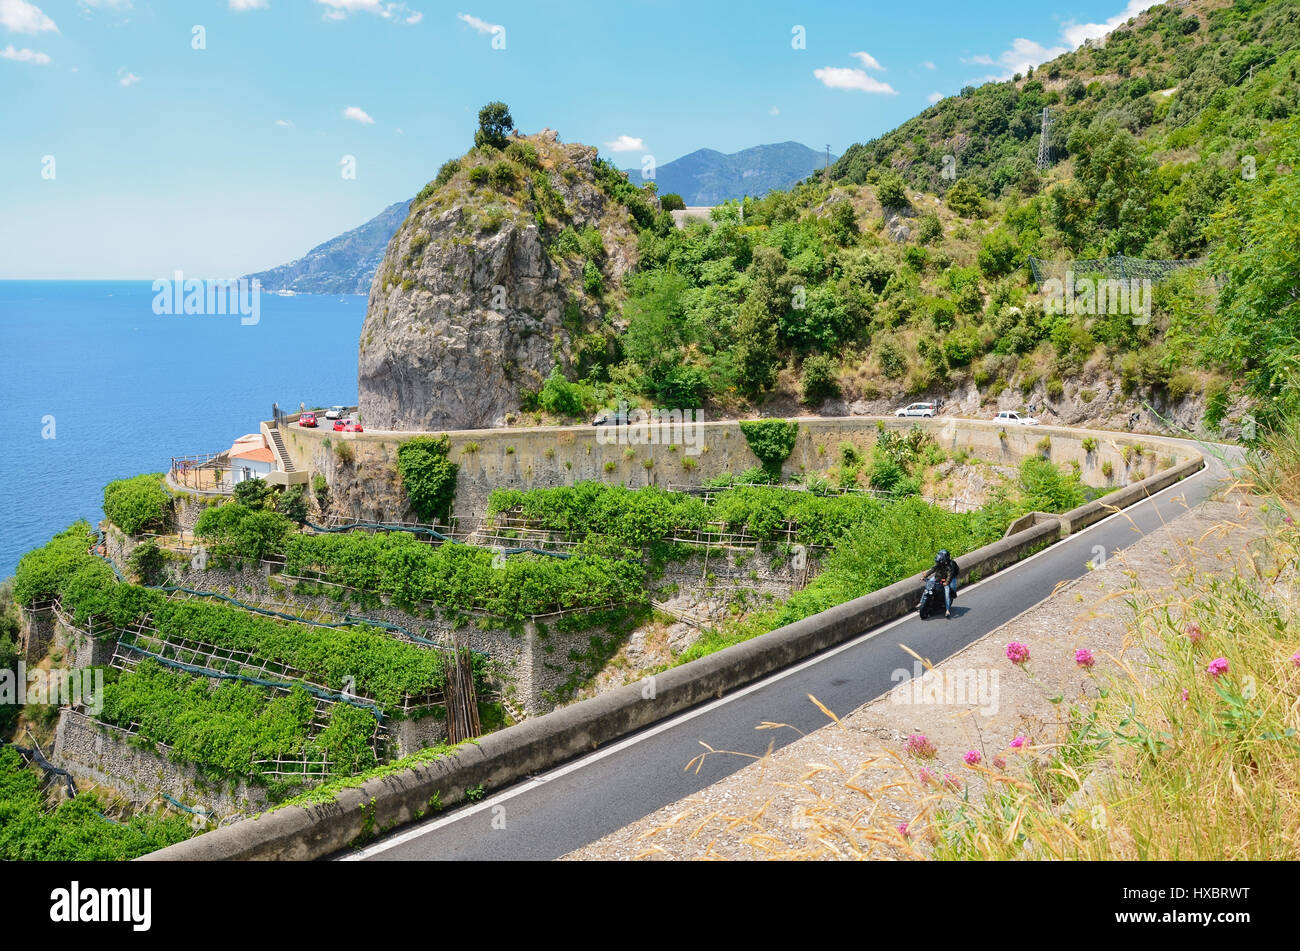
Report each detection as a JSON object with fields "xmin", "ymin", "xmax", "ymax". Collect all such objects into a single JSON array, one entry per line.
[{"xmin": 917, "ymin": 574, "xmax": 952, "ymax": 620}]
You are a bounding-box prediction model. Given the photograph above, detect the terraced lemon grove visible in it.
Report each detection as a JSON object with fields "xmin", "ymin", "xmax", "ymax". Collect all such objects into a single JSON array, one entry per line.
[{"xmin": 1, "ymin": 425, "xmax": 1093, "ymax": 857}]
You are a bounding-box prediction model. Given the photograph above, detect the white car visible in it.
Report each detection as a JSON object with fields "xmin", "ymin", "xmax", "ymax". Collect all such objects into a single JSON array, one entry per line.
[
  {"xmin": 895, "ymin": 401, "xmax": 936, "ymax": 418},
  {"xmin": 994, "ymin": 410, "xmax": 1039, "ymax": 426},
  {"xmin": 324, "ymin": 405, "xmax": 349, "ymax": 420}
]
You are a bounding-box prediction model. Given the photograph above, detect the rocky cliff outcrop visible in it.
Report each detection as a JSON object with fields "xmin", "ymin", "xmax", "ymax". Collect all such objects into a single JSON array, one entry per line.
[{"xmin": 357, "ymin": 130, "xmax": 644, "ymax": 431}]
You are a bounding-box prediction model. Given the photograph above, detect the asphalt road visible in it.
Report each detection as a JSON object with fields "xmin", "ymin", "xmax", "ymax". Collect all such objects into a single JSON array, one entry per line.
[{"xmin": 344, "ymin": 445, "xmax": 1227, "ymax": 862}]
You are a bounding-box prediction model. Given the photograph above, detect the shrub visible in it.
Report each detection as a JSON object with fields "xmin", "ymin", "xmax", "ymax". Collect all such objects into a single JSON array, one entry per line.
[
  {"xmin": 126, "ymin": 540, "xmax": 166, "ymax": 586},
  {"xmin": 396, "ymin": 435, "xmax": 459, "ymax": 523},
  {"xmin": 945, "ymin": 179, "xmax": 986, "ymax": 218},
  {"xmin": 277, "ymin": 485, "xmax": 309, "ymax": 525},
  {"xmin": 195, "ymin": 503, "xmax": 293, "ymax": 563},
  {"xmin": 103, "ymin": 474, "xmax": 171, "ymax": 536},
  {"xmin": 504, "ymin": 141, "xmax": 539, "ymax": 169},
  {"xmin": 659, "ymin": 193, "xmax": 686, "ymax": 212},
  {"xmin": 538, "ymin": 366, "xmax": 586, "ymax": 418},
  {"xmin": 487, "ymin": 161, "xmax": 518, "ymax": 192},
  {"xmin": 233, "ymin": 477, "xmax": 275, "ymax": 511},
  {"xmin": 918, "ymin": 213, "xmax": 943, "ymax": 245},
  {"xmin": 739, "ymin": 420, "xmax": 800, "ymax": 480},
  {"xmin": 312, "ymin": 473, "xmax": 329, "ymax": 503},
  {"xmin": 876, "ymin": 171, "xmax": 909, "ymax": 208},
  {"xmin": 582, "ymin": 259, "xmax": 604, "ymax": 296},
  {"xmin": 468, "ymin": 165, "xmax": 490, "ymax": 186},
  {"xmin": 1081, "ymin": 436, "xmax": 1098, "ymax": 453},
  {"xmin": 799, "ymin": 354, "xmax": 841, "ymax": 405}
]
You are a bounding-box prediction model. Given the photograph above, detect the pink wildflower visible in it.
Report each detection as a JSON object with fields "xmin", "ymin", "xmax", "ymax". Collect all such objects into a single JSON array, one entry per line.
[
  {"xmin": 1181, "ymin": 688, "xmax": 1189, "ymax": 702},
  {"xmin": 992, "ymin": 754, "xmax": 1007, "ymax": 770},
  {"xmin": 897, "ymin": 822, "xmax": 909, "ymax": 838},
  {"xmin": 1185, "ymin": 623, "xmax": 1204, "ymax": 644},
  {"xmin": 904, "ymin": 733, "xmax": 937, "ymax": 760},
  {"xmin": 963, "ymin": 749, "xmax": 982, "ymax": 766},
  {"xmin": 917, "ymin": 767, "xmax": 936, "ymax": 786},
  {"xmin": 1291, "ymin": 651, "xmax": 1300, "ymax": 668},
  {"xmin": 943, "ymin": 772, "xmax": 962, "ymax": 791},
  {"xmin": 1009, "ymin": 735, "xmax": 1026, "ymax": 749},
  {"xmin": 1075, "ymin": 647, "xmax": 1096, "ymax": 669},
  {"xmin": 1207, "ymin": 657, "xmax": 1229, "ymax": 678},
  {"xmin": 1006, "ymin": 641, "xmax": 1031, "ymax": 665}
]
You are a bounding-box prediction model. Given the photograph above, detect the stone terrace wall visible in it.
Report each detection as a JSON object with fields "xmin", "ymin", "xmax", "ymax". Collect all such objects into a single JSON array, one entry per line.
[
  {"xmin": 54, "ymin": 709, "xmax": 271, "ymax": 818},
  {"xmin": 275, "ymin": 415, "xmax": 1196, "ymax": 529}
]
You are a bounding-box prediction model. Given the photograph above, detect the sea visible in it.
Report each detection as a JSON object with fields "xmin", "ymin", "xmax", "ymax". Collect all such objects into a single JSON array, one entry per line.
[{"xmin": 0, "ymin": 281, "xmax": 367, "ymax": 578}]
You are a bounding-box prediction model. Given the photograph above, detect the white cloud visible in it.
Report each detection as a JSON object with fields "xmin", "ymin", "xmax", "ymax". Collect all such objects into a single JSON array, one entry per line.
[
  {"xmin": 457, "ymin": 12, "xmax": 501, "ymax": 35},
  {"xmin": 927, "ymin": 91, "xmax": 943, "ymax": 104},
  {"xmin": 1061, "ymin": 0, "xmax": 1160, "ymax": 47},
  {"xmin": 850, "ymin": 51, "xmax": 885, "ymax": 71},
  {"xmin": 1, "ymin": 43, "xmax": 49, "ymax": 63},
  {"xmin": 813, "ymin": 66, "xmax": 896, "ymax": 95},
  {"xmin": 316, "ymin": 1, "xmax": 419, "ymax": 22},
  {"xmin": 920, "ymin": 60, "xmax": 936, "ymax": 70},
  {"xmin": 118, "ymin": 70, "xmax": 140, "ymax": 86},
  {"xmin": 343, "ymin": 105, "xmax": 375, "ymax": 124},
  {"xmin": 79, "ymin": 0, "xmax": 131, "ymax": 10},
  {"xmin": 229, "ymin": 0, "xmax": 268, "ymax": 10},
  {"xmin": 0, "ymin": 0, "xmax": 58, "ymax": 34},
  {"xmin": 768, "ymin": 105, "xmax": 779, "ymax": 116},
  {"xmin": 274, "ymin": 118, "xmax": 294, "ymax": 127},
  {"xmin": 604, "ymin": 135, "xmax": 645, "ymax": 152},
  {"xmin": 395, "ymin": 127, "xmax": 404, "ymax": 134}
]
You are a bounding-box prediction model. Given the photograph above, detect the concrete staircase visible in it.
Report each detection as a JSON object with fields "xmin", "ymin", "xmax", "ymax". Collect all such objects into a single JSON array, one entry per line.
[{"xmin": 267, "ymin": 427, "xmax": 295, "ymax": 473}]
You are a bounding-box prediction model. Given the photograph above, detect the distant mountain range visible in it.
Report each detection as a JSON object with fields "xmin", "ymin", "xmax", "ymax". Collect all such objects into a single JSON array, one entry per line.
[
  {"xmin": 244, "ymin": 200, "xmax": 410, "ymax": 295},
  {"xmin": 625, "ymin": 141, "xmax": 833, "ymax": 205},
  {"xmin": 243, "ymin": 142, "xmax": 830, "ymax": 295}
]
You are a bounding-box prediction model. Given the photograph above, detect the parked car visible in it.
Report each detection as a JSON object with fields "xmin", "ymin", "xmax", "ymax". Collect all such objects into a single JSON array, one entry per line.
[
  {"xmin": 298, "ymin": 412, "xmax": 318, "ymax": 428},
  {"xmin": 994, "ymin": 410, "xmax": 1039, "ymax": 426},
  {"xmin": 592, "ymin": 408, "xmax": 632, "ymax": 426},
  {"xmin": 325, "ymin": 405, "xmax": 348, "ymax": 420},
  {"xmin": 895, "ymin": 401, "xmax": 937, "ymax": 418},
  {"xmin": 333, "ymin": 418, "xmax": 364, "ymax": 433}
]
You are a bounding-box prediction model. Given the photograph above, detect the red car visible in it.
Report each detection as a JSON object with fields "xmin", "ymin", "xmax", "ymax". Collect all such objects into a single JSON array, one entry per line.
[
  {"xmin": 299, "ymin": 412, "xmax": 318, "ymax": 428},
  {"xmin": 333, "ymin": 418, "xmax": 364, "ymax": 433}
]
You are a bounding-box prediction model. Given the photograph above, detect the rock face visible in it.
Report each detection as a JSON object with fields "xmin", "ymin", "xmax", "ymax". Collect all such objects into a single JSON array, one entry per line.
[{"xmin": 357, "ymin": 132, "xmax": 642, "ymax": 432}]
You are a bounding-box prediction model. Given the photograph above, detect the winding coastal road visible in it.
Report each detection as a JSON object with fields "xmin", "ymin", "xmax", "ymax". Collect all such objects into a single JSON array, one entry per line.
[{"xmin": 343, "ymin": 441, "xmax": 1231, "ymax": 862}]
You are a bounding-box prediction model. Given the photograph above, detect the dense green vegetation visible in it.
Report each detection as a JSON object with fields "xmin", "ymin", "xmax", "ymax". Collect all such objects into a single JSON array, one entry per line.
[
  {"xmin": 103, "ymin": 474, "xmax": 171, "ymax": 535},
  {"xmin": 283, "ymin": 532, "xmax": 644, "ymax": 622},
  {"xmin": 506, "ymin": 0, "xmax": 1298, "ymax": 439},
  {"xmin": 396, "ymin": 435, "xmax": 459, "ymax": 522},
  {"xmin": 99, "ymin": 661, "xmax": 379, "ymax": 778},
  {"xmin": 0, "ymin": 746, "xmax": 193, "ymax": 860},
  {"xmin": 12, "ymin": 525, "xmax": 446, "ymax": 710}
]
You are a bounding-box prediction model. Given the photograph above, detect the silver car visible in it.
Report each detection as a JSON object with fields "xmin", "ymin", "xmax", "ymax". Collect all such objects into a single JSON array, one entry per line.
[
  {"xmin": 325, "ymin": 405, "xmax": 348, "ymax": 420},
  {"xmin": 895, "ymin": 402, "xmax": 936, "ymax": 418},
  {"xmin": 994, "ymin": 410, "xmax": 1039, "ymax": 426}
]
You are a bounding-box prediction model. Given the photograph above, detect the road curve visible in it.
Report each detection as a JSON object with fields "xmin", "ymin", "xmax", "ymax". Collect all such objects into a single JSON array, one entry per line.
[{"xmin": 344, "ymin": 440, "xmax": 1232, "ymax": 862}]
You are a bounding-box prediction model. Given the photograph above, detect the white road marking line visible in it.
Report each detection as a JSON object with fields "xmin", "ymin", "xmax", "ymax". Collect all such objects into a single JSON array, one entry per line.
[{"xmin": 345, "ymin": 465, "xmax": 1211, "ymax": 859}]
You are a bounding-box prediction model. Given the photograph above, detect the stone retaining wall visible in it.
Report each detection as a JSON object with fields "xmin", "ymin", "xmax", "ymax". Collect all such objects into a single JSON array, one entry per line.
[{"xmin": 54, "ymin": 709, "xmax": 271, "ymax": 818}]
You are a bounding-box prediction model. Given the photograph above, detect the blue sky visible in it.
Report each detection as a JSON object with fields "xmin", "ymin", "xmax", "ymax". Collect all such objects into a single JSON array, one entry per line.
[{"xmin": 0, "ymin": 0, "xmax": 1159, "ymax": 279}]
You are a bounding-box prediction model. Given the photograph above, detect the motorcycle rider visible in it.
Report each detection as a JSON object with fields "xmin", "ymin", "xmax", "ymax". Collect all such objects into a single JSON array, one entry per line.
[{"xmin": 923, "ymin": 549, "xmax": 959, "ymax": 619}]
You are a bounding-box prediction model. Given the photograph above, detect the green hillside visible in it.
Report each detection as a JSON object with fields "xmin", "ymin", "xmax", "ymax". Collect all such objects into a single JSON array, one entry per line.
[{"xmin": 531, "ymin": 0, "xmax": 1299, "ymax": 439}]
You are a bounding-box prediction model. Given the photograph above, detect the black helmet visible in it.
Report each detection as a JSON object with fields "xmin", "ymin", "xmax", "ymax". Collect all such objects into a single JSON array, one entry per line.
[{"xmin": 936, "ymin": 550, "xmax": 950, "ymax": 563}]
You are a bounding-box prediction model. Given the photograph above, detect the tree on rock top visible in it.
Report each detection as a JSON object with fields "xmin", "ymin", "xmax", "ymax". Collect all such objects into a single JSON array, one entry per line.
[{"xmin": 475, "ymin": 101, "xmax": 514, "ymax": 151}]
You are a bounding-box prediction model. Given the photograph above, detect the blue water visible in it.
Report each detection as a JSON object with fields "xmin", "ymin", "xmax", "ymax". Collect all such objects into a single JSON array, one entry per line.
[{"xmin": 0, "ymin": 282, "xmax": 366, "ymax": 577}]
